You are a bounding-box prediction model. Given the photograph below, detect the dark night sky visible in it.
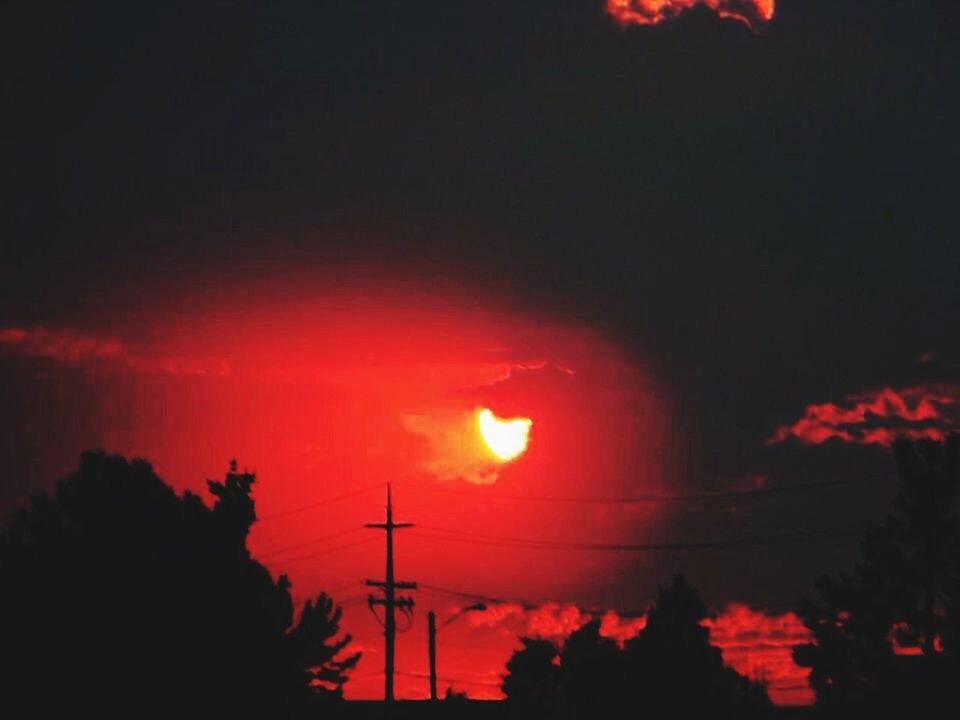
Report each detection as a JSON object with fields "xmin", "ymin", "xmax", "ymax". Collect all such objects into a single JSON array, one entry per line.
[
  {"xmin": 2, "ymin": 1, "xmax": 960, "ymax": 698},
  {"xmin": 6, "ymin": 4, "xmax": 958, "ymax": 350}
]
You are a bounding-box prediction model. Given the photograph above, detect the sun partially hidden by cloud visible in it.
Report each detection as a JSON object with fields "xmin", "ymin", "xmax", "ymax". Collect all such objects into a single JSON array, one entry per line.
[
  {"xmin": 769, "ymin": 385, "xmax": 958, "ymax": 446},
  {"xmin": 403, "ymin": 410, "xmax": 503, "ymax": 485},
  {"xmin": 477, "ymin": 408, "xmax": 531, "ymax": 462},
  {"xmin": 402, "ymin": 406, "xmax": 532, "ymax": 485},
  {"xmin": 2, "ymin": 283, "xmax": 674, "ymax": 705},
  {"xmin": 606, "ymin": 0, "xmax": 775, "ymax": 28}
]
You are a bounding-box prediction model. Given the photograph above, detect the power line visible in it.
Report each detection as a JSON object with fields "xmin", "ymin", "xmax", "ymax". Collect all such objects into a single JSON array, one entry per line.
[
  {"xmin": 421, "ymin": 582, "xmax": 651, "ymax": 618},
  {"xmin": 436, "ymin": 638, "xmax": 512, "ymax": 653},
  {"xmin": 408, "ymin": 522, "xmax": 872, "ymax": 553},
  {"xmin": 418, "ymin": 581, "xmax": 814, "ymax": 626},
  {"xmin": 400, "ymin": 471, "xmax": 894, "ymax": 505},
  {"xmin": 418, "ymin": 582, "xmax": 533, "ymax": 608},
  {"xmin": 289, "ymin": 580, "xmax": 365, "ymax": 601},
  {"xmin": 272, "ymin": 536, "xmax": 378, "ymax": 566},
  {"xmin": 256, "ymin": 526, "xmax": 364, "ymax": 559},
  {"xmin": 338, "ymin": 594, "xmax": 370, "ymax": 608},
  {"xmin": 256, "ymin": 483, "xmax": 381, "ymax": 522},
  {"xmin": 395, "ymin": 670, "xmax": 502, "ymax": 689},
  {"xmin": 253, "ymin": 470, "xmax": 893, "ymax": 524},
  {"xmin": 324, "ymin": 580, "xmax": 367, "ymax": 597}
]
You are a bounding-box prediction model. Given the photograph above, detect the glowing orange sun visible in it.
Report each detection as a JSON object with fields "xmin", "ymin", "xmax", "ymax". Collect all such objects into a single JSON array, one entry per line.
[{"xmin": 477, "ymin": 408, "xmax": 532, "ymax": 462}]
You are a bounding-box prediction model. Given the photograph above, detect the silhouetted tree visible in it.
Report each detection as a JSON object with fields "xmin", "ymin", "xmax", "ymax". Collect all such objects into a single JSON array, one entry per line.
[
  {"xmin": 287, "ymin": 592, "xmax": 361, "ymax": 700},
  {"xmin": 559, "ymin": 618, "xmax": 623, "ymax": 714},
  {"xmin": 502, "ymin": 576, "xmax": 769, "ymax": 719},
  {"xmin": 0, "ymin": 451, "xmax": 359, "ymax": 719},
  {"xmin": 502, "ymin": 637, "xmax": 562, "ymax": 710},
  {"xmin": 443, "ymin": 686, "xmax": 469, "ymax": 703},
  {"xmin": 208, "ymin": 457, "xmax": 257, "ymax": 551},
  {"xmin": 625, "ymin": 575, "xmax": 771, "ymax": 718},
  {"xmin": 794, "ymin": 434, "xmax": 960, "ymax": 712},
  {"xmin": 886, "ymin": 435, "xmax": 959, "ymax": 653}
]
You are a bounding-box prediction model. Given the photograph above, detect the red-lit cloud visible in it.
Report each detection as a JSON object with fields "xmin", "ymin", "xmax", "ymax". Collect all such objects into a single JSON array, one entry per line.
[
  {"xmin": 466, "ymin": 601, "xmax": 646, "ymax": 644},
  {"xmin": 888, "ymin": 621, "xmax": 944, "ymax": 656},
  {"xmin": 704, "ymin": 604, "xmax": 813, "ymax": 706},
  {"xmin": 402, "ymin": 410, "xmax": 503, "ymax": 485},
  {"xmin": 769, "ymin": 385, "xmax": 958, "ymax": 446},
  {"xmin": 0, "ymin": 326, "xmax": 126, "ymax": 363},
  {"xmin": 0, "ymin": 325, "xmax": 231, "ymax": 376},
  {"xmin": 606, "ymin": 0, "xmax": 775, "ymax": 28},
  {"xmin": 462, "ymin": 600, "xmax": 811, "ymax": 705}
]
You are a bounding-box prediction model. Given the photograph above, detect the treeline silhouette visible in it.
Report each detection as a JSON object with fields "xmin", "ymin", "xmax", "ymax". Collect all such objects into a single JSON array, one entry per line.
[
  {"xmin": 1, "ymin": 436, "xmax": 958, "ymax": 720},
  {"xmin": 498, "ymin": 435, "xmax": 960, "ymax": 719},
  {"xmin": 0, "ymin": 453, "xmax": 358, "ymax": 720},
  {"xmin": 501, "ymin": 575, "xmax": 770, "ymax": 719},
  {"xmin": 793, "ymin": 434, "xmax": 960, "ymax": 717}
]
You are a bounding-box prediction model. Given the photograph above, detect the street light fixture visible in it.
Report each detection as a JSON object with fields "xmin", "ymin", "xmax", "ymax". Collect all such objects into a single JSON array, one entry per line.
[{"xmin": 428, "ymin": 602, "xmax": 488, "ymax": 701}]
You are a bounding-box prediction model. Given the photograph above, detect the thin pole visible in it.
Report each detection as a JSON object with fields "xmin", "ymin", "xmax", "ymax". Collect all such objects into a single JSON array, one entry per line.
[{"xmin": 428, "ymin": 610, "xmax": 438, "ymax": 701}]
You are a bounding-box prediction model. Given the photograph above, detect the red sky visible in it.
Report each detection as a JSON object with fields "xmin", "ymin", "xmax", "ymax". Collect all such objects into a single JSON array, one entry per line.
[
  {"xmin": 0, "ymin": 272, "xmax": 822, "ymax": 705},
  {"xmin": 5, "ymin": 0, "xmax": 959, "ymax": 710}
]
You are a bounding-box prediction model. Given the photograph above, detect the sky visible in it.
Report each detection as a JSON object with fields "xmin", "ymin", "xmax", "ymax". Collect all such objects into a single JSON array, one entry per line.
[{"xmin": 3, "ymin": 0, "xmax": 960, "ymax": 706}]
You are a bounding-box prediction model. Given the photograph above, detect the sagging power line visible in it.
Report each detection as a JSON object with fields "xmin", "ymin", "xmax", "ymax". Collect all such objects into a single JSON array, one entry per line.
[
  {"xmin": 401, "ymin": 471, "xmax": 895, "ymax": 505},
  {"xmin": 257, "ymin": 482, "xmax": 381, "ymax": 522},
  {"xmin": 409, "ymin": 521, "xmax": 873, "ymax": 553}
]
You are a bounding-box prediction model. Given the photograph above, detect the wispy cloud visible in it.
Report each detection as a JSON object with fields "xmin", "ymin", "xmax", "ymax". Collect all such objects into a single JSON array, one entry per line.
[
  {"xmin": 0, "ymin": 326, "xmax": 126, "ymax": 363},
  {"xmin": 0, "ymin": 325, "xmax": 230, "ymax": 377},
  {"xmin": 402, "ymin": 409, "xmax": 502, "ymax": 485}
]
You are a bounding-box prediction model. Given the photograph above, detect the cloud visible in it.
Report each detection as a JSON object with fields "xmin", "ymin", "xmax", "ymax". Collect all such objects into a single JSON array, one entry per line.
[
  {"xmin": 403, "ymin": 399, "xmax": 537, "ymax": 486},
  {"xmin": 606, "ymin": 0, "xmax": 775, "ymax": 28},
  {"xmin": 704, "ymin": 604, "xmax": 813, "ymax": 705},
  {"xmin": 402, "ymin": 409, "xmax": 503, "ymax": 485},
  {"xmin": 769, "ymin": 385, "xmax": 958, "ymax": 446},
  {"xmin": 466, "ymin": 601, "xmax": 645, "ymax": 645},
  {"xmin": 0, "ymin": 326, "xmax": 126, "ymax": 363},
  {"xmin": 467, "ymin": 600, "xmax": 811, "ymax": 705},
  {"xmin": 0, "ymin": 325, "xmax": 230, "ymax": 377}
]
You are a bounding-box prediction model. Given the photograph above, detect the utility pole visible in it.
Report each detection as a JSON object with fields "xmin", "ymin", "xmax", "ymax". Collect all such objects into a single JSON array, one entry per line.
[
  {"xmin": 366, "ymin": 484, "xmax": 416, "ymax": 704},
  {"xmin": 427, "ymin": 603, "xmax": 485, "ymax": 702},
  {"xmin": 427, "ymin": 611, "xmax": 437, "ymax": 701}
]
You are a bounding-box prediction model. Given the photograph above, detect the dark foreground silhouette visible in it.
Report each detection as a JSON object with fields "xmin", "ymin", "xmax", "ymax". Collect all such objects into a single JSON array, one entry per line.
[
  {"xmin": 502, "ymin": 575, "xmax": 771, "ymax": 719},
  {"xmin": 496, "ymin": 436, "xmax": 960, "ymax": 720},
  {"xmin": 0, "ymin": 452, "xmax": 358, "ymax": 719},
  {"xmin": 793, "ymin": 435, "xmax": 960, "ymax": 718},
  {"xmin": 1, "ymin": 437, "xmax": 959, "ymax": 720}
]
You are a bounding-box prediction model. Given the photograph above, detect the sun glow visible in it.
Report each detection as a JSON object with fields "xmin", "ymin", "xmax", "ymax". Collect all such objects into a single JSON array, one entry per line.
[{"xmin": 477, "ymin": 408, "xmax": 532, "ymax": 462}]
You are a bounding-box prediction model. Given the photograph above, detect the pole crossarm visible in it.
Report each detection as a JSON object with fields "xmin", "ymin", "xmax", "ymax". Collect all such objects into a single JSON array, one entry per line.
[{"xmin": 365, "ymin": 579, "xmax": 417, "ymax": 589}]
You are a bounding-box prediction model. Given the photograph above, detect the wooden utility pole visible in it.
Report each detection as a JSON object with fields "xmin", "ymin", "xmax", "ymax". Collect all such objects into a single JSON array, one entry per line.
[
  {"xmin": 427, "ymin": 610, "xmax": 438, "ymax": 701},
  {"xmin": 366, "ymin": 484, "xmax": 416, "ymax": 703}
]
